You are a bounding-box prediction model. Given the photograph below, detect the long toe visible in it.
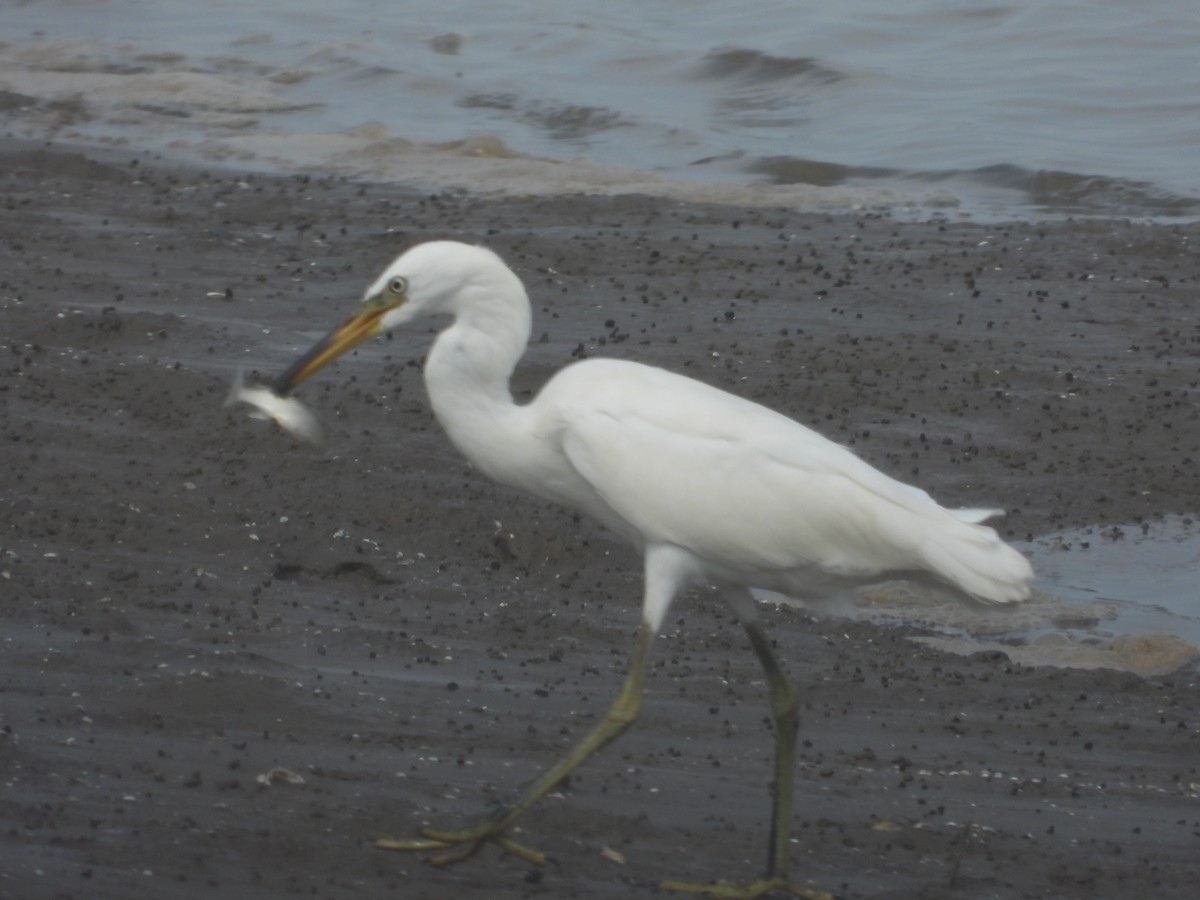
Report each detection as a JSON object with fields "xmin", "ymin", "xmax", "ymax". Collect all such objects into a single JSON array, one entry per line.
[
  {"xmin": 659, "ymin": 875, "xmax": 833, "ymax": 899},
  {"xmin": 374, "ymin": 824, "xmax": 546, "ymax": 868}
]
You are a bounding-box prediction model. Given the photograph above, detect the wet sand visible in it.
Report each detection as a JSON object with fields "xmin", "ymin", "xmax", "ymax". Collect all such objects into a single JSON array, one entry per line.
[{"xmin": 2, "ymin": 139, "xmax": 1198, "ymax": 899}]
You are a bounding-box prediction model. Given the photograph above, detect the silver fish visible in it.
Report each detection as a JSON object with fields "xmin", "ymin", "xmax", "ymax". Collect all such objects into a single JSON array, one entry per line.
[{"xmin": 226, "ymin": 369, "xmax": 328, "ymax": 447}]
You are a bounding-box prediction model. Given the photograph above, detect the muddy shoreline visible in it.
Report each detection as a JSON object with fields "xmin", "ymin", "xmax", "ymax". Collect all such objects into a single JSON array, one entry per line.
[{"xmin": 2, "ymin": 140, "xmax": 1198, "ymax": 899}]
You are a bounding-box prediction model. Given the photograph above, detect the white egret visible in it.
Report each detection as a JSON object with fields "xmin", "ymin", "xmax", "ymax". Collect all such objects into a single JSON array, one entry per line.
[{"xmin": 270, "ymin": 240, "xmax": 1033, "ymax": 898}]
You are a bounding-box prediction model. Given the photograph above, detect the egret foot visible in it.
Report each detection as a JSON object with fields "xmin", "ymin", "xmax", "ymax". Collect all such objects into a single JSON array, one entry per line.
[
  {"xmin": 659, "ymin": 876, "xmax": 833, "ymax": 900},
  {"xmin": 376, "ymin": 825, "xmax": 547, "ymax": 868}
]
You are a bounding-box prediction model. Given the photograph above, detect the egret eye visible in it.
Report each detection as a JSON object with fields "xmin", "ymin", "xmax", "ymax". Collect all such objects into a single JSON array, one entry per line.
[{"xmin": 388, "ymin": 276, "xmax": 408, "ymax": 297}]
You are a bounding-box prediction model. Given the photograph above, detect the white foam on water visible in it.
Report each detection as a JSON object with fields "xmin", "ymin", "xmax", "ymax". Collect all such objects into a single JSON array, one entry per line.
[
  {"xmin": 187, "ymin": 125, "xmax": 953, "ymax": 212},
  {"xmin": 0, "ymin": 38, "xmax": 955, "ymax": 213},
  {"xmin": 3, "ymin": 2, "xmax": 1200, "ymax": 220}
]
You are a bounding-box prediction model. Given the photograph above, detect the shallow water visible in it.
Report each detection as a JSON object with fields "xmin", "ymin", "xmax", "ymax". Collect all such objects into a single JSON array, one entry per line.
[
  {"xmin": 1030, "ymin": 518, "xmax": 1200, "ymax": 637},
  {"xmin": 823, "ymin": 517, "xmax": 1200, "ymax": 675},
  {"xmin": 3, "ymin": 0, "xmax": 1199, "ymax": 220}
]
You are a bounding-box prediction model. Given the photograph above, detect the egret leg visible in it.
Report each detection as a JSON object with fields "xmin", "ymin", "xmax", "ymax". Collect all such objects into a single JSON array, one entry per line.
[
  {"xmin": 661, "ymin": 600, "xmax": 830, "ymax": 900},
  {"xmin": 745, "ymin": 617, "xmax": 801, "ymax": 878},
  {"xmin": 377, "ymin": 621, "xmax": 655, "ymax": 866}
]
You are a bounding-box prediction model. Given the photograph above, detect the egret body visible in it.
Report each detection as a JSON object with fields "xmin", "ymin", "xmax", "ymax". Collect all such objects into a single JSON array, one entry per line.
[{"xmin": 273, "ymin": 240, "xmax": 1033, "ymax": 897}]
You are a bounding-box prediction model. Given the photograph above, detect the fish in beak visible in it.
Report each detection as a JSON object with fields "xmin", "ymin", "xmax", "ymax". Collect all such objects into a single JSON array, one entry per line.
[
  {"xmin": 273, "ymin": 305, "xmax": 391, "ymax": 395},
  {"xmin": 228, "ymin": 278, "xmax": 406, "ymax": 445},
  {"xmin": 225, "ymin": 368, "xmax": 329, "ymax": 447}
]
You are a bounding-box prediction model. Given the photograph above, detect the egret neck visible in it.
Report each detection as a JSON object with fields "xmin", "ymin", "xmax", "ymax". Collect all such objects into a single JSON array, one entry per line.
[{"xmin": 423, "ymin": 270, "xmax": 536, "ymax": 490}]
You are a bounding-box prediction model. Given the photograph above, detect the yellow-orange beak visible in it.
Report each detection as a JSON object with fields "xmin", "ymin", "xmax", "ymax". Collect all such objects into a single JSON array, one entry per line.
[{"xmin": 274, "ymin": 307, "xmax": 389, "ymax": 394}]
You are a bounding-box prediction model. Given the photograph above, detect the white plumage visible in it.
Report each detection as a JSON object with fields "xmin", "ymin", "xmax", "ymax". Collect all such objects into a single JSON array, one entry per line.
[{"xmin": 271, "ymin": 239, "xmax": 1033, "ymax": 895}]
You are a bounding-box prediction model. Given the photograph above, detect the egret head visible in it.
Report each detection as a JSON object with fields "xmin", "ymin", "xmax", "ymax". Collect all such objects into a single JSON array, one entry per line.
[{"xmin": 273, "ymin": 241, "xmax": 509, "ymax": 394}]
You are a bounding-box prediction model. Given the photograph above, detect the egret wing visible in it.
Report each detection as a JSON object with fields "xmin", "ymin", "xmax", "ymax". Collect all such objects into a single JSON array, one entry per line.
[{"xmin": 548, "ymin": 360, "xmax": 1029, "ymax": 602}]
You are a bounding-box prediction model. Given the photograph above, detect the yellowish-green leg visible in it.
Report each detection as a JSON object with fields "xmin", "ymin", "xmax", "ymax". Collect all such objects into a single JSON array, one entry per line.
[
  {"xmin": 377, "ymin": 623, "xmax": 655, "ymax": 866},
  {"xmin": 661, "ymin": 617, "xmax": 831, "ymax": 900}
]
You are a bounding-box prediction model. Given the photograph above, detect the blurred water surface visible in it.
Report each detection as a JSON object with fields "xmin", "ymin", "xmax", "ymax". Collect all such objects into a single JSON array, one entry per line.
[{"xmin": 3, "ymin": 0, "xmax": 1199, "ymax": 219}]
